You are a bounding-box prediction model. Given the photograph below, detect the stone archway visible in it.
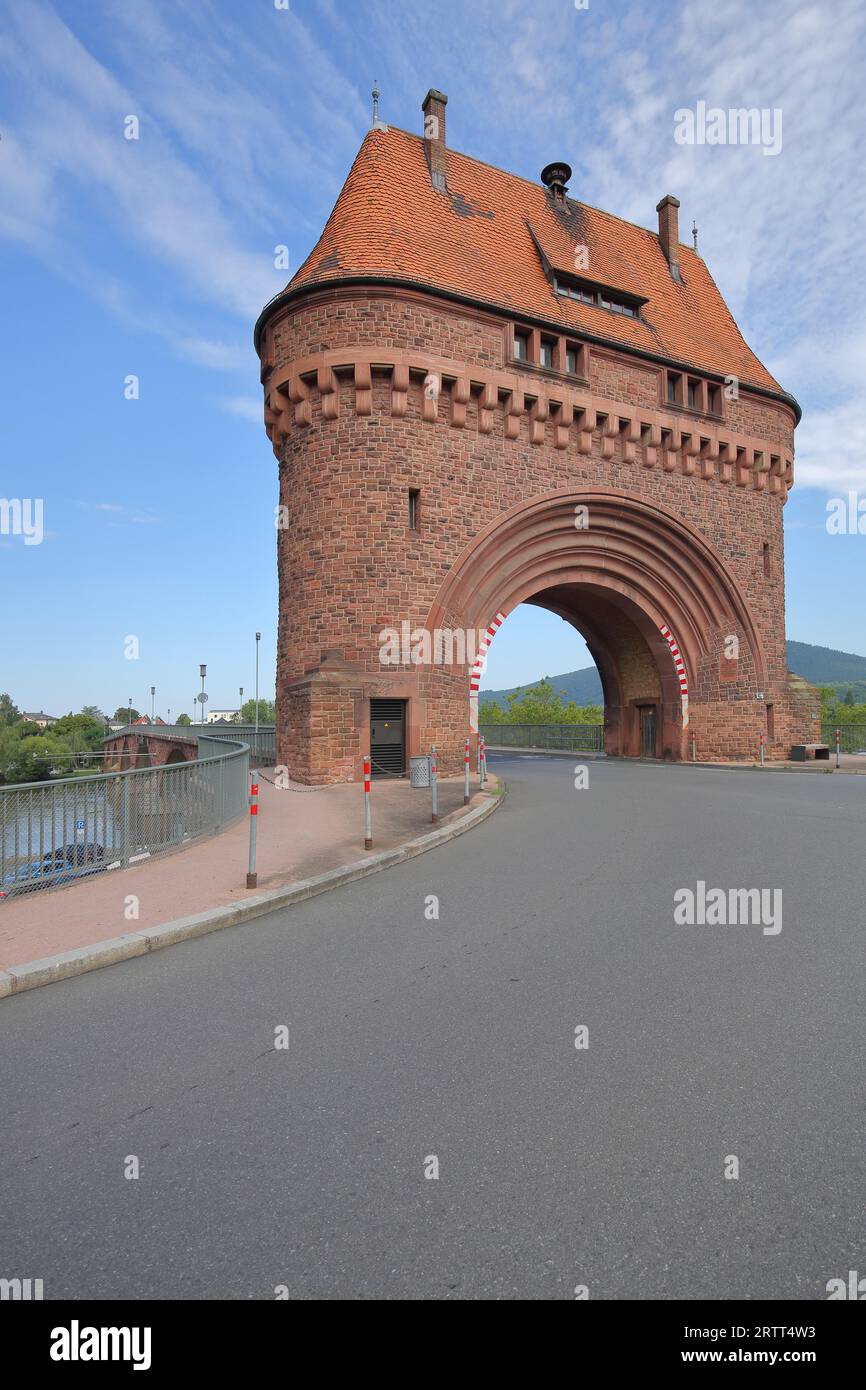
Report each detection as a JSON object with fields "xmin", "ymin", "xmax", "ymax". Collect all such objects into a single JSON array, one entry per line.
[{"xmin": 424, "ymin": 488, "xmax": 768, "ymax": 762}]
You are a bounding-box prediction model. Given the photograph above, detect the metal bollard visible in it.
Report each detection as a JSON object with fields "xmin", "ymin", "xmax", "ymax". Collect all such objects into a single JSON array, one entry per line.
[
  {"xmin": 759, "ymin": 732, "xmax": 765, "ymax": 769},
  {"xmin": 479, "ymin": 736, "xmax": 487, "ymax": 787},
  {"xmin": 364, "ymin": 755, "xmax": 372, "ymax": 849},
  {"xmin": 430, "ymin": 746, "xmax": 439, "ymax": 823},
  {"xmin": 246, "ymin": 773, "xmax": 259, "ymax": 887},
  {"xmin": 463, "ymin": 736, "xmax": 470, "ymax": 805},
  {"xmin": 691, "ymin": 737, "xmax": 696, "ymax": 762},
  {"xmin": 835, "ymin": 727, "xmax": 840, "ymax": 769}
]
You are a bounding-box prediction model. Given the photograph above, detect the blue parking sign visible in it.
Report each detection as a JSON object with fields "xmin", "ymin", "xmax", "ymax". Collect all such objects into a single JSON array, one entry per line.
[{"xmin": 76, "ymin": 819, "xmax": 85, "ymax": 830}]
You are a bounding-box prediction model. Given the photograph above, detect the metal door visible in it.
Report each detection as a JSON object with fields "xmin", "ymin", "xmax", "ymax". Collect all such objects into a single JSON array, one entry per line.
[
  {"xmin": 639, "ymin": 705, "xmax": 657, "ymax": 758},
  {"xmin": 370, "ymin": 700, "xmax": 406, "ymax": 777}
]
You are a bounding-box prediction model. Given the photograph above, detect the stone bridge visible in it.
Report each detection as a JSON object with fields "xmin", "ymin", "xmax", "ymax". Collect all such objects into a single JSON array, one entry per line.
[{"xmin": 103, "ymin": 727, "xmax": 198, "ymax": 771}]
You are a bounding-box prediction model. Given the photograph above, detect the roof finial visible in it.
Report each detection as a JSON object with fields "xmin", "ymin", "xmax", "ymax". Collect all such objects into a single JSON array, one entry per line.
[
  {"xmin": 692, "ymin": 219, "xmax": 699, "ymax": 252},
  {"xmin": 372, "ymin": 79, "xmax": 380, "ymax": 127}
]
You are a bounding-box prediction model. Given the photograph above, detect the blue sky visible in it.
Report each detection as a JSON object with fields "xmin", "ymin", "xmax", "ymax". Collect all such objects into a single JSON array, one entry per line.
[{"xmin": 1, "ymin": 0, "xmax": 864, "ymax": 715}]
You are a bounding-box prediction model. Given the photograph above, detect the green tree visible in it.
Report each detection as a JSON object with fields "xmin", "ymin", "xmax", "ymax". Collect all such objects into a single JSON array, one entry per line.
[
  {"xmin": 240, "ymin": 698, "xmax": 275, "ymax": 724},
  {"xmin": 0, "ymin": 728, "xmax": 73, "ymax": 785},
  {"xmin": 176, "ymin": 713, "xmax": 192, "ymax": 726},
  {"xmin": 0, "ymin": 693, "xmax": 21, "ymax": 728},
  {"xmin": 480, "ymin": 679, "xmax": 603, "ymax": 725},
  {"xmin": 112, "ymin": 706, "xmax": 140, "ymax": 724},
  {"xmin": 51, "ymin": 713, "xmax": 105, "ymax": 753}
]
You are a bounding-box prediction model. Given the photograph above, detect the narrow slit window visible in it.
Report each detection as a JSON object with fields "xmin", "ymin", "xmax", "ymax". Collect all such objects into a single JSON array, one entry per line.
[
  {"xmin": 763, "ymin": 542, "xmax": 770, "ymax": 576},
  {"xmin": 408, "ymin": 489, "xmax": 420, "ymax": 530}
]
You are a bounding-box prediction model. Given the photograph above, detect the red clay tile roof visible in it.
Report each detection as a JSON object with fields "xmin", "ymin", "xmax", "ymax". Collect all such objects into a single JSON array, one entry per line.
[{"xmin": 261, "ymin": 125, "xmax": 787, "ymax": 400}]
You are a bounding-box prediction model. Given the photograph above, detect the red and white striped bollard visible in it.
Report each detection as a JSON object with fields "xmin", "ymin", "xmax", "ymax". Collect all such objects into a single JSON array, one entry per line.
[
  {"xmin": 246, "ymin": 773, "xmax": 259, "ymax": 887},
  {"xmin": 363, "ymin": 755, "xmax": 372, "ymax": 849}
]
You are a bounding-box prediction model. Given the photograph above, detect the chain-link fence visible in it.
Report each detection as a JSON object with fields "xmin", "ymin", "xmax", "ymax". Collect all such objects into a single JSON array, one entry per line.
[
  {"xmin": 821, "ymin": 725, "xmax": 866, "ymax": 754},
  {"xmin": 479, "ymin": 723, "xmax": 604, "ymax": 752},
  {"xmin": 0, "ymin": 736, "xmax": 249, "ymax": 900}
]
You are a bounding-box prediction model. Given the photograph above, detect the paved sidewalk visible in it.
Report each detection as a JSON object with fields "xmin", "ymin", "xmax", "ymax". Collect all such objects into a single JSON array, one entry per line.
[{"xmin": 0, "ymin": 772, "xmax": 495, "ymax": 971}]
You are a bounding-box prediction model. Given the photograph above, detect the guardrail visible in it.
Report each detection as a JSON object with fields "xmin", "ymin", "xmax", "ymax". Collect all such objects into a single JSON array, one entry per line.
[
  {"xmin": 821, "ymin": 725, "xmax": 866, "ymax": 755},
  {"xmin": 0, "ymin": 735, "xmax": 250, "ymax": 900},
  {"xmin": 479, "ymin": 723, "xmax": 604, "ymax": 752}
]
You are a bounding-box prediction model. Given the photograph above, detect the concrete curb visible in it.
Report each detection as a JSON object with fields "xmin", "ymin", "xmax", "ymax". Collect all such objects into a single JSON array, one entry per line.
[{"xmin": 0, "ymin": 784, "xmax": 506, "ymax": 1000}]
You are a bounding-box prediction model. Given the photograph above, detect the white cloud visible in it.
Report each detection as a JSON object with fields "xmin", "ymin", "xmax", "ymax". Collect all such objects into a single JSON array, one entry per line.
[
  {"xmin": 793, "ymin": 401, "xmax": 866, "ymax": 492},
  {"xmin": 219, "ymin": 396, "xmax": 263, "ymax": 424}
]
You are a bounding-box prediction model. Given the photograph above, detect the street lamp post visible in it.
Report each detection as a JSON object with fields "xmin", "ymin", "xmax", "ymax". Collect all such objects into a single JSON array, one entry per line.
[
  {"xmin": 151, "ymin": 686, "xmax": 156, "ymax": 722},
  {"xmin": 128, "ymin": 698, "xmax": 132, "ymax": 727},
  {"xmin": 239, "ymin": 687, "xmax": 243, "ymax": 725},
  {"xmin": 200, "ymin": 664, "xmax": 207, "ymax": 726},
  {"xmin": 255, "ymin": 633, "xmax": 261, "ymax": 735}
]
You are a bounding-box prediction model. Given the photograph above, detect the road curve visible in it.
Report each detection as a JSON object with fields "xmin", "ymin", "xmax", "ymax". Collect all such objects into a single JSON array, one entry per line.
[{"xmin": 0, "ymin": 755, "xmax": 863, "ymax": 1300}]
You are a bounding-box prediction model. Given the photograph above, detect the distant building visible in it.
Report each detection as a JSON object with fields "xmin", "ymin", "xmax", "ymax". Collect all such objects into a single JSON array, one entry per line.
[
  {"xmin": 22, "ymin": 712, "xmax": 58, "ymax": 729},
  {"xmin": 206, "ymin": 709, "xmax": 240, "ymax": 724}
]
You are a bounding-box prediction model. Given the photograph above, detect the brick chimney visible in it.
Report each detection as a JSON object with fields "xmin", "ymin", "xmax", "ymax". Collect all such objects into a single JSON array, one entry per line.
[
  {"xmin": 656, "ymin": 194, "xmax": 682, "ymax": 282},
  {"xmin": 422, "ymin": 88, "xmax": 448, "ymax": 191}
]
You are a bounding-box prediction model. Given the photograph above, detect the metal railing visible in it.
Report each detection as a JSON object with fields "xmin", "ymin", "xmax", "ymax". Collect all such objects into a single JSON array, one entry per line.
[
  {"xmin": 0, "ymin": 735, "xmax": 250, "ymax": 900},
  {"xmin": 479, "ymin": 723, "xmax": 604, "ymax": 752},
  {"xmin": 821, "ymin": 725, "xmax": 866, "ymax": 754}
]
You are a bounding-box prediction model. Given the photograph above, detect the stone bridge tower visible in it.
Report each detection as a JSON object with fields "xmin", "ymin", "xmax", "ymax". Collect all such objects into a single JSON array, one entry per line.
[{"xmin": 255, "ymin": 90, "xmax": 818, "ymax": 783}]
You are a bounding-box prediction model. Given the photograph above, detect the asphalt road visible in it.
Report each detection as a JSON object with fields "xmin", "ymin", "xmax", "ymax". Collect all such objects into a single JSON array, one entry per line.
[{"xmin": 1, "ymin": 755, "xmax": 863, "ymax": 1301}]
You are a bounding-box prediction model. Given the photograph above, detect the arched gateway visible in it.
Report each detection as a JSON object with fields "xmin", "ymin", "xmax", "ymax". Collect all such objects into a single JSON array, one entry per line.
[{"xmin": 255, "ymin": 90, "xmax": 819, "ymax": 783}]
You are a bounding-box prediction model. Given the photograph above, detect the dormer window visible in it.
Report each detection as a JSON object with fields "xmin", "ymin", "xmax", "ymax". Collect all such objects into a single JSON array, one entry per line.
[{"xmin": 553, "ymin": 276, "xmax": 641, "ymax": 318}]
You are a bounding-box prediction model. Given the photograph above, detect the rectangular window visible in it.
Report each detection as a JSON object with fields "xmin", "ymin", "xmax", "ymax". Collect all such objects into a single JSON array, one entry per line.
[
  {"xmin": 566, "ymin": 345, "xmax": 579, "ymax": 374},
  {"xmin": 763, "ymin": 541, "xmax": 770, "ymax": 576},
  {"xmin": 667, "ymin": 372, "xmax": 681, "ymax": 404},
  {"xmin": 707, "ymin": 383, "xmax": 721, "ymax": 414},
  {"xmin": 513, "ymin": 330, "xmax": 529, "ymax": 361},
  {"xmin": 687, "ymin": 378, "xmax": 698, "ymax": 409},
  {"xmin": 408, "ymin": 489, "xmax": 419, "ymax": 530},
  {"xmin": 766, "ymin": 703, "xmax": 775, "ymax": 741},
  {"xmin": 540, "ymin": 338, "xmax": 555, "ymax": 369}
]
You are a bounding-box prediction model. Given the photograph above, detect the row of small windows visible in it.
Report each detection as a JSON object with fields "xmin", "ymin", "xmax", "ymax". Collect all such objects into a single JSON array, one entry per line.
[
  {"xmin": 513, "ymin": 329, "xmax": 585, "ymax": 377},
  {"xmin": 553, "ymin": 276, "xmax": 639, "ymax": 318},
  {"xmin": 666, "ymin": 370, "xmax": 722, "ymax": 415}
]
